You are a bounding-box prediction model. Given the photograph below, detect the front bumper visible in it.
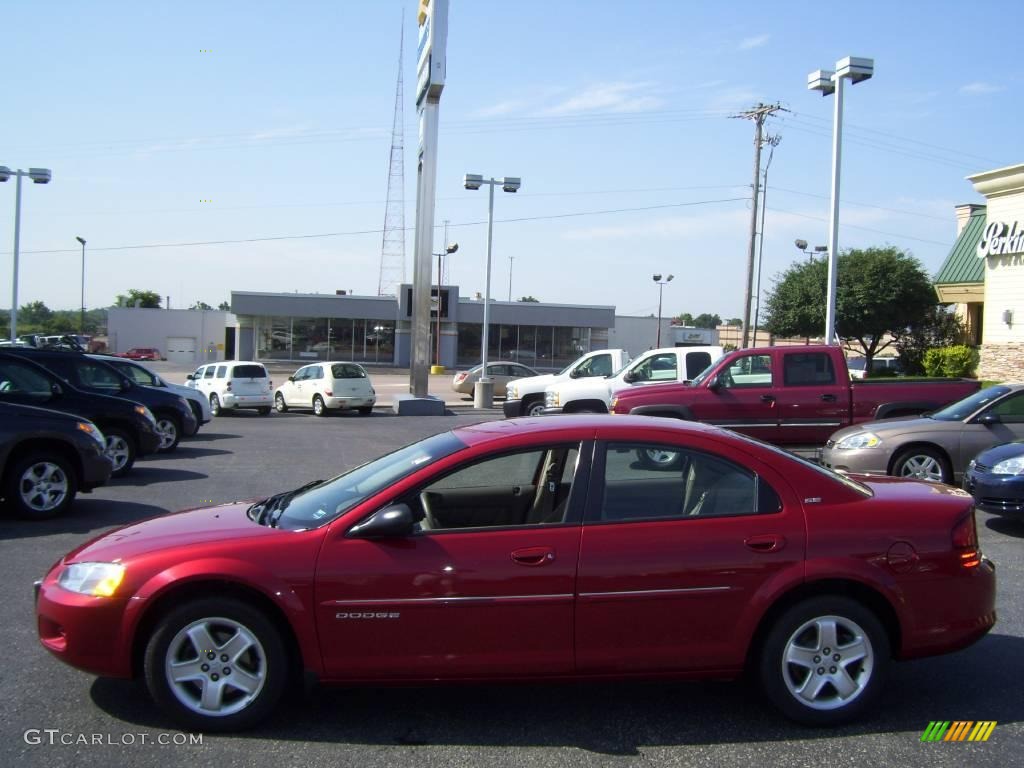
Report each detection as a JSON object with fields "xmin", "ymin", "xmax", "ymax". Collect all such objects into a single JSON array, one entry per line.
[
  {"xmin": 81, "ymin": 443, "xmax": 115, "ymax": 491},
  {"xmin": 820, "ymin": 445, "xmax": 892, "ymax": 476},
  {"xmin": 963, "ymin": 470, "xmax": 1024, "ymax": 516},
  {"xmin": 503, "ymin": 399, "xmax": 523, "ymax": 418}
]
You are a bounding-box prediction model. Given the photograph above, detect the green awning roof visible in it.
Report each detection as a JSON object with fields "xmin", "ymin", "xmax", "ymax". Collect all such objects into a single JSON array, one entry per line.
[{"xmin": 935, "ymin": 208, "xmax": 986, "ymax": 285}]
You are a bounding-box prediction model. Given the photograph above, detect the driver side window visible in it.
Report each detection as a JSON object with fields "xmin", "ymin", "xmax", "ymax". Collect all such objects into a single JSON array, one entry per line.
[
  {"xmin": 989, "ymin": 392, "xmax": 1024, "ymax": 423},
  {"xmin": 413, "ymin": 445, "xmax": 581, "ymax": 532}
]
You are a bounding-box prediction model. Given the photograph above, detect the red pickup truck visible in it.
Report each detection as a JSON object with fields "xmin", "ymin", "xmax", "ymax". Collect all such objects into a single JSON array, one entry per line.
[{"xmin": 609, "ymin": 345, "xmax": 981, "ymax": 446}]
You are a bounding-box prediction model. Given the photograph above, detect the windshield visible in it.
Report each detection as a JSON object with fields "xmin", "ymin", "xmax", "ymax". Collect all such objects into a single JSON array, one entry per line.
[
  {"xmin": 689, "ymin": 354, "xmax": 728, "ymax": 386},
  {"xmin": 930, "ymin": 386, "xmax": 1012, "ymax": 422},
  {"xmin": 260, "ymin": 430, "xmax": 467, "ymax": 531}
]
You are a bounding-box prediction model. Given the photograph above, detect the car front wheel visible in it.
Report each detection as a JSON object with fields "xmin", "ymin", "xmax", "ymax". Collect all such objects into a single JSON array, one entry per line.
[
  {"xmin": 209, "ymin": 394, "xmax": 222, "ymax": 417},
  {"xmin": 104, "ymin": 428, "xmax": 136, "ymax": 477},
  {"xmin": 892, "ymin": 446, "xmax": 951, "ymax": 484},
  {"xmin": 274, "ymin": 393, "xmax": 288, "ymax": 413},
  {"xmin": 758, "ymin": 596, "xmax": 889, "ymax": 726},
  {"xmin": 143, "ymin": 598, "xmax": 288, "ymax": 732},
  {"xmin": 525, "ymin": 398, "xmax": 546, "ymax": 417},
  {"xmin": 4, "ymin": 453, "xmax": 78, "ymax": 520},
  {"xmin": 155, "ymin": 415, "xmax": 181, "ymax": 452}
]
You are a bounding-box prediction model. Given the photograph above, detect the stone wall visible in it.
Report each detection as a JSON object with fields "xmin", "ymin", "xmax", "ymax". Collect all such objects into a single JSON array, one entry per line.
[{"xmin": 978, "ymin": 343, "xmax": 1024, "ymax": 382}]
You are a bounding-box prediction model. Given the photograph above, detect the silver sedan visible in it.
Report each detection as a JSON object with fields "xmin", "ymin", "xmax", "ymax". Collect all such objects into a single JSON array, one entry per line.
[{"xmin": 821, "ymin": 384, "xmax": 1024, "ymax": 484}]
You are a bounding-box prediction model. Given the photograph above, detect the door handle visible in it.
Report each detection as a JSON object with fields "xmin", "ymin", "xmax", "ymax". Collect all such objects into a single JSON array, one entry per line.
[
  {"xmin": 744, "ymin": 535, "xmax": 785, "ymax": 553},
  {"xmin": 820, "ymin": 394, "xmax": 837, "ymax": 402},
  {"xmin": 760, "ymin": 394, "xmax": 776, "ymax": 403},
  {"xmin": 511, "ymin": 547, "xmax": 555, "ymax": 566}
]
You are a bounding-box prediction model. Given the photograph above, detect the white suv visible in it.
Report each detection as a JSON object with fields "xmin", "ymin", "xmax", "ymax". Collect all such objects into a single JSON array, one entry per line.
[
  {"xmin": 274, "ymin": 361, "xmax": 376, "ymax": 416},
  {"xmin": 186, "ymin": 361, "xmax": 273, "ymax": 416}
]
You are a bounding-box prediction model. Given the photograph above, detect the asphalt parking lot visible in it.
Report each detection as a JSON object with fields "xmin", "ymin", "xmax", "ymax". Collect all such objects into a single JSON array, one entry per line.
[{"xmin": 2, "ymin": 407, "xmax": 1023, "ymax": 768}]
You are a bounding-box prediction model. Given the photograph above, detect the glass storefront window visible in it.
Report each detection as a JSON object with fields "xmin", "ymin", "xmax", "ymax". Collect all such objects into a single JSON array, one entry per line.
[
  {"xmin": 253, "ymin": 316, "xmax": 395, "ymax": 364},
  {"xmin": 256, "ymin": 316, "xmax": 292, "ymax": 361}
]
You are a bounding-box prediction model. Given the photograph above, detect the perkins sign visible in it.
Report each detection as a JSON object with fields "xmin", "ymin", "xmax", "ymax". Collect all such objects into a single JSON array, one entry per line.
[{"xmin": 977, "ymin": 220, "xmax": 1024, "ymax": 258}]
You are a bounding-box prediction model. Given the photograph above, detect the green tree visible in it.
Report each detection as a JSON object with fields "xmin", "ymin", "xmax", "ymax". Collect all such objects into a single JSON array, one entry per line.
[
  {"xmin": 692, "ymin": 313, "xmax": 722, "ymax": 329},
  {"xmin": 674, "ymin": 312, "xmax": 694, "ymax": 326},
  {"xmin": 116, "ymin": 289, "xmax": 162, "ymax": 308},
  {"xmin": 724, "ymin": 318, "xmax": 743, "ymax": 327},
  {"xmin": 19, "ymin": 300, "xmax": 53, "ymax": 326},
  {"xmin": 218, "ymin": 301, "xmax": 231, "ymax": 311},
  {"xmin": 764, "ymin": 246, "xmax": 938, "ymax": 368},
  {"xmin": 190, "ymin": 300, "xmax": 213, "ymax": 310},
  {"xmin": 517, "ymin": 296, "xmax": 539, "ymax": 302},
  {"xmin": 894, "ymin": 305, "xmax": 966, "ymax": 375}
]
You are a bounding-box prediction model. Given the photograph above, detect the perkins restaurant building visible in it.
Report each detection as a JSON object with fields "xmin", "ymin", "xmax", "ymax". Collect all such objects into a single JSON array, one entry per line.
[{"xmin": 935, "ymin": 162, "xmax": 1024, "ymax": 381}]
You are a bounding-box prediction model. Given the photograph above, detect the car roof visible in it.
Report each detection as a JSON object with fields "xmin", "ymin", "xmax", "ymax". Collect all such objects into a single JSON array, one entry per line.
[{"xmin": 454, "ymin": 414, "xmax": 729, "ymax": 446}]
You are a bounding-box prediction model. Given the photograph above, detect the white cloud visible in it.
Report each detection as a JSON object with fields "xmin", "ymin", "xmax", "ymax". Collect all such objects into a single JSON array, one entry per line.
[
  {"xmin": 738, "ymin": 33, "xmax": 770, "ymax": 50},
  {"xmin": 473, "ymin": 100, "xmax": 529, "ymax": 118},
  {"xmin": 959, "ymin": 81, "xmax": 1005, "ymax": 95},
  {"xmin": 538, "ymin": 82, "xmax": 665, "ymax": 116}
]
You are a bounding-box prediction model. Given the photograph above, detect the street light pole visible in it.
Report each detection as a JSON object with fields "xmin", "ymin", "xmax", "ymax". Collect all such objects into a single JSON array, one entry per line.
[
  {"xmin": 653, "ymin": 273, "xmax": 674, "ymax": 347},
  {"xmin": 808, "ymin": 56, "xmax": 874, "ymax": 345},
  {"xmin": 508, "ymin": 255, "xmax": 514, "ymax": 302},
  {"xmin": 1, "ymin": 166, "xmax": 52, "ymax": 342},
  {"xmin": 433, "ymin": 241, "xmax": 457, "ymax": 368},
  {"xmin": 464, "ymin": 173, "xmax": 520, "ymax": 408},
  {"xmin": 76, "ymin": 236, "xmax": 86, "ymax": 335}
]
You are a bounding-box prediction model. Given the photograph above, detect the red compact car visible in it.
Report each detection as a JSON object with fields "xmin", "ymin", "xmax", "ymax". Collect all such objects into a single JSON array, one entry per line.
[
  {"xmin": 34, "ymin": 416, "xmax": 996, "ymax": 731},
  {"xmin": 117, "ymin": 348, "xmax": 162, "ymax": 361}
]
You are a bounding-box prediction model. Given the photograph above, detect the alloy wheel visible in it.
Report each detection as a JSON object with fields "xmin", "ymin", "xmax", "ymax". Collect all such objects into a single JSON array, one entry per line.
[
  {"xmin": 18, "ymin": 461, "xmax": 69, "ymax": 513},
  {"xmin": 105, "ymin": 435, "xmax": 131, "ymax": 472},
  {"xmin": 156, "ymin": 418, "xmax": 178, "ymax": 450},
  {"xmin": 780, "ymin": 614, "xmax": 875, "ymax": 711},
  {"xmin": 897, "ymin": 454, "xmax": 945, "ymax": 482}
]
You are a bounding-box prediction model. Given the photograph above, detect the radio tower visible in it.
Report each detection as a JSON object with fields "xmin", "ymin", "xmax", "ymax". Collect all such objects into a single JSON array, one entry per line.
[{"xmin": 377, "ymin": 15, "xmax": 406, "ymax": 296}]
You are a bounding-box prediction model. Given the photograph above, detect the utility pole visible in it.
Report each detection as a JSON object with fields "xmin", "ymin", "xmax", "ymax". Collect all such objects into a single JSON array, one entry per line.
[
  {"xmin": 508, "ymin": 255, "xmax": 514, "ymax": 302},
  {"xmin": 732, "ymin": 103, "xmax": 785, "ymax": 348},
  {"xmin": 752, "ymin": 136, "xmax": 780, "ymax": 348}
]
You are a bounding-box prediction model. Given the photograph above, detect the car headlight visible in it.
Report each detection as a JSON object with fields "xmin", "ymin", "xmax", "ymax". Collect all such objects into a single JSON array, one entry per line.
[
  {"xmin": 508, "ymin": 385, "xmax": 518, "ymax": 399},
  {"xmin": 545, "ymin": 391, "xmax": 558, "ymax": 407},
  {"xmin": 991, "ymin": 456, "xmax": 1024, "ymax": 475},
  {"xmin": 77, "ymin": 421, "xmax": 106, "ymax": 446},
  {"xmin": 610, "ymin": 396, "xmax": 619, "ymax": 411},
  {"xmin": 135, "ymin": 405, "xmax": 157, "ymax": 424},
  {"xmin": 57, "ymin": 562, "xmax": 126, "ymax": 597},
  {"xmin": 835, "ymin": 432, "xmax": 882, "ymax": 450}
]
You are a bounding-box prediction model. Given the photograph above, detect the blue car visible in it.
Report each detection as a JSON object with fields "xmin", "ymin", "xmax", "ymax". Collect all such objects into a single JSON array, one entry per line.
[{"xmin": 963, "ymin": 441, "xmax": 1024, "ymax": 516}]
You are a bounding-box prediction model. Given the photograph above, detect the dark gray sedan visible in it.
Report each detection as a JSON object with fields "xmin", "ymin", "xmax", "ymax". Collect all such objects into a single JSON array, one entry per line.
[{"xmin": 822, "ymin": 384, "xmax": 1024, "ymax": 484}]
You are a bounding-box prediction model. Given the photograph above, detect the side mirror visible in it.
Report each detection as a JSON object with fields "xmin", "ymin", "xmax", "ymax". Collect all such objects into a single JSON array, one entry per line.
[
  {"xmin": 569, "ymin": 368, "xmax": 581, "ymax": 379},
  {"xmin": 707, "ymin": 374, "xmax": 721, "ymax": 392},
  {"xmin": 623, "ymin": 371, "xmax": 636, "ymax": 384},
  {"xmin": 977, "ymin": 412, "xmax": 1001, "ymax": 426},
  {"xmin": 348, "ymin": 504, "xmax": 416, "ymax": 539},
  {"xmin": 288, "ymin": 376, "xmax": 295, "ymax": 382},
  {"xmin": 185, "ymin": 374, "xmax": 195, "ymax": 380},
  {"xmin": 120, "ymin": 379, "xmax": 132, "ymax": 392},
  {"xmin": 50, "ymin": 382, "xmax": 63, "ymax": 396}
]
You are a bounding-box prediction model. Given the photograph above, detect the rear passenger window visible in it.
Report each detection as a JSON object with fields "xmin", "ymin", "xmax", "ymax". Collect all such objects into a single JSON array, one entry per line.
[
  {"xmin": 216, "ymin": 366, "xmax": 227, "ymax": 378},
  {"xmin": 595, "ymin": 442, "xmax": 781, "ymax": 523},
  {"xmin": 784, "ymin": 353, "xmax": 836, "ymax": 386},
  {"xmin": 685, "ymin": 352, "xmax": 712, "ymax": 380}
]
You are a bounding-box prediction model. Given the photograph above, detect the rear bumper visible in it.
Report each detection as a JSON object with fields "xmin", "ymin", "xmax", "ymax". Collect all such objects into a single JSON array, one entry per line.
[
  {"xmin": 222, "ymin": 393, "xmax": 272, "ymax": 409},
  {"xmin": 324, "ymin": 396, "xmax": 376, "ymax": 410}
]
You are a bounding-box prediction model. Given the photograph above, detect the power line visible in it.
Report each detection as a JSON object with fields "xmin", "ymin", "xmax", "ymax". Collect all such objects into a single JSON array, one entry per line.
[
  {"xmin": 766, "ymin": 205, "xmax": 954, "ymax": 247},
  {"xmin": 771, "ymin": 186, "xmax": 950, "ymax": 222}
]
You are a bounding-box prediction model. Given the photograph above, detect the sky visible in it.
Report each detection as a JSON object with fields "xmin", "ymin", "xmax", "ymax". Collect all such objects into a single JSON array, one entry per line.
[{"xmin": 1, "ymin": 0, "xmax": 1021, "ymax": 321}]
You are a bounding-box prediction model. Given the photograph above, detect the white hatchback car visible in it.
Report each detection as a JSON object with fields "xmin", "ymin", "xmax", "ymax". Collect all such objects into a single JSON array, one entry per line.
[
  {"xmin": 274, "ymin": 361, "xmax": 376, "ymax": 416},
  {"xmin": 186, "ymin": 361, "xmax": 273, "ymax": 416}
]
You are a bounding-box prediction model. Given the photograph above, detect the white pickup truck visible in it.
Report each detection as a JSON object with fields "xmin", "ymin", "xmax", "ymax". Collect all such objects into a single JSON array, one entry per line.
[
  {"xmin": 542, "ymin": 345, "xmax": 723, "ymax": 414},
  {"xmin": 502, "ymin": 348, "xmax": 631, "ymax": 418}
]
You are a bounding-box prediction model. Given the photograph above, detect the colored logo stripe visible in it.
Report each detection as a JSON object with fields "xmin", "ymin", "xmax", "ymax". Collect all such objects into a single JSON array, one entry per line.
[{"xmin": 921, "ymin": 721, "xmax": 996, "ymax": 742}]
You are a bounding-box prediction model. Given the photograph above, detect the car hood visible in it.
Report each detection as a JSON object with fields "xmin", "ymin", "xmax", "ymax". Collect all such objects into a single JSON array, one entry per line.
[
  {"xmin": 62, "ymin": 501, "xmax": 288, "ymax": 563},
  {"xmin": 830, "ymin": 416, "xmax": 958, "ymax": 441},
  {"xmin": 973, "ymin": 440, "xmax": 1024, "ymax": 467},
  {"xmin": 511, "ymin": 373, "xmax": 557, "ymax": 388}
]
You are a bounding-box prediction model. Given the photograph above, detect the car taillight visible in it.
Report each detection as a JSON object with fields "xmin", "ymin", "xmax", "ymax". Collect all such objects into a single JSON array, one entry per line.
[
  {"xmin": 455, "ymin": 373, "xmax": 467, "ymax": 383},
  {"xmin": 324, "ymin": 389, "xmax": 333, "ymax": 396},
  {"xmin": 226, "ymin": 381, "xmax": 232, "ymax": 391},
  {"xmin": 952, "ymin": 510, "xmax": 981, "ymax": 568}
]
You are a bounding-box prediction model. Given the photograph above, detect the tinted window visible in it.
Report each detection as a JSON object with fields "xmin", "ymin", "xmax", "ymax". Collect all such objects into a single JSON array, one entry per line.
[
  {"xmin": 216, "ymin": 365, "xmax": 228, "ymax": 378},
  {"xmin": 119, "ymin": 363, "xmax": 157, "ymax": 386},
  {"xmin": 784, "ymin": 353, "xmax": 836, "ymax": 386},
  {"xmin": 232, "ymin": 365, "xmax": 266, "ymax": 378},
  {"xmin": 596, "ymin": 442, "xmax": 781, "ymax": 522},
  {"xmin": 987, "ymin": 392, "xmax": 1024, "ymax": 423},
  {"xmin": 0, "ymin": 360, "xmax": 54, "ymax": 401},
  {"xmin": 331, "ymin": 363, "xmax": 366, "ymax": 379},
  {"xmin": 685, "ymin": 352, "xmax": 712, "ymax": 380},
  {"xmin": 76, "ymin": 361, "xmax": 124, "ymax": 391},
  {"xmin": 203, "ymin": 367, "xmax": 215, "ymax": 379}
]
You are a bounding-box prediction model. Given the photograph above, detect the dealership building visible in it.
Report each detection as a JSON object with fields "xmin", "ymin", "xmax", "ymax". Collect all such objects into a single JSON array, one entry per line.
[{"xmin": 935, "ymin": 162, "xmax": 1024, "ymax": 381}]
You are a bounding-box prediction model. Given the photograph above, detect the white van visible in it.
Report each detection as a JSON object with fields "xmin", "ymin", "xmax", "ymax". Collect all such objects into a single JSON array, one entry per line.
[
  {"xmin": 274, "ymin": 361, "xmax": 376, "ymax": 416},
  {"xmin": 186, "ymin": 361, "xmax": 273, "ymax": 416}
]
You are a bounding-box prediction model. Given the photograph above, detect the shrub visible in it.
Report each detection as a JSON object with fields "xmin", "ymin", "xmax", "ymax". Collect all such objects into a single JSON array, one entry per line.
[{"xmin": 922, "ymin": 346, "xmax": 978, "ymax": 378}]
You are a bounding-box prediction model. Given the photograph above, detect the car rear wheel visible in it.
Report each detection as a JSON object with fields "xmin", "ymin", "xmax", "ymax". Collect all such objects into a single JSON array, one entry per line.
[
  {"xmin": 759, "ymin": 596, "xmax": 889, "ymax": 726},
  {"xmin": 104, "ymin": 428, "xmax": 136, "ymax": 477},
  {"xmin": 274, "ymin": 393, "xmax": 288, "ymax": 413},
  {"xmin": 155, "ymin": 415, "xmax": 181, "ymax": 452},
  {"xmin": 892, "ymin": 447, "xmax": 951, "ymax": 484},
  {"xmin": 4, "ymin": 452, "xmax": 78, "ymax": 520},
  {"xmin": 257, "ymin": 407, "xmax": 272, "ymax": 416},
  {"xmin": 312, "ymin": 395, "xmax": 326, "ymax": 417},
  {"xmin": 209, "ymin": 394, "xmax": 222, "ymax": 417},
  {"xmin": 144, "ymin": 597, "xmax": 287, "ymax": 732},
  {"xmin": 357, "ymin": 406, "xmax": 373, "ymax": 416}
]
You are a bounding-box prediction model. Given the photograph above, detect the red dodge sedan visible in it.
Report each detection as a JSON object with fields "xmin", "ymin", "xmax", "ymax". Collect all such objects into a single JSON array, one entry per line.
[{"xmin": 35, "ymin": 416, "xmax": 996, "ymax": 731}]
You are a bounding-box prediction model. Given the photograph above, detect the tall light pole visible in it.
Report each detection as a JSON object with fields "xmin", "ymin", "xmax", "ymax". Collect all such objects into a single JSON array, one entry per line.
[
  {"xmin": 508, "ymin": 255, "xmax": 514, "ymax": 302},
  {"xmin": 808, "ymin": 56, "xmax": 874, "ymax": 345},
  {"xmin": 433, "ymin": 241, "xmax": 458, "ymax": 368},
  {"xmin": 464, "ymin": 174, "xmax": 521, "ymax": 408},
  {"xmin": 653, "ymin": 273, "xmax": 674, "ymax": 347},
  {"xmin": 0, "ymin": 166, "xmax": 52, "ymax": 342},
  {"xmin": 76, "ymin": 236, "xmax": 86, "ymax": 335},
  {"xmin": 794, "ymin": 239, "xmax": 828, "ymax": 262}
]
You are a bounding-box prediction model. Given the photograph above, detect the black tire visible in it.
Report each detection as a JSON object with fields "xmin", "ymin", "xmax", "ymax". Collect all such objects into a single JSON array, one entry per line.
[
  {"xmin": 155, "ymin": 413, "xmax": 182, "ymax": 452},
  {"xmin": 143, "ymin": 597, "xmax": 288, "ymax": 732},
  {"xmin": 209, "ymin": 394, "xmax": 222, "ymax": 417},
  {"xmin": 524, "ymin": 398, "xmax": 546, "ymax": 417},
  {"xmin": 758, "ymin": 595, "xmax": 890, "ymax": 726},
  {"xmin": 3, "ymin": 451, "xmax": 78, "ymax": 520},
  {"xmin": 312, "ymin": 396, "xmax": 327, "ymax": 417},
  {"xmin": 104, "ymin": 427, "xmax": 137, "ymax": 478},
  {"xmin": 257, "ymin": 407, "xmax": 272, "ymax": 416},
  {"xmin": 357, "ymin": 406, "xmax": 373, "ymax": 416},
  {"xmin": 274, "ymin": 393, "xmax": 288, "ymax": 413},
  {"xmin": 636, "ymin": 447, "xmax": 683, "ymax": 470},
  {"xmin": 891, "ymin": 446, "xmax": 951, "ymax": 484}
]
